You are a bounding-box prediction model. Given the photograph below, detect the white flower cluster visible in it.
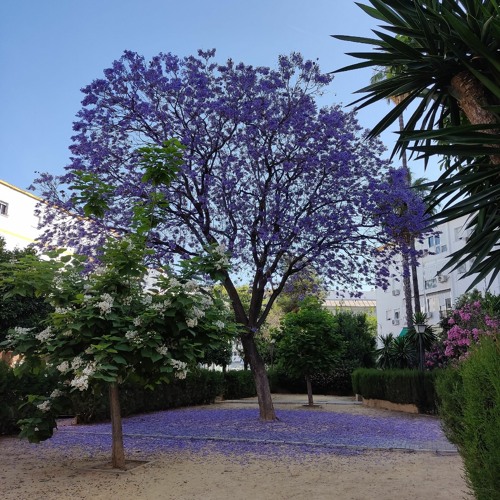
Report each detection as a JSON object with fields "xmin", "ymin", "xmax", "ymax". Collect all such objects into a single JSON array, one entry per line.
[
  {"xmin": 36, "ymin": 400, "xmax": 51, "ymax": 413},
  {"xmin": 57, "ymin": 361, "xmax": 70, "ymax": 373},
  {"xmin": 141, "ymin": 293, "xmax": 153, "ymax": 305},
  {"xmin": 149, "ymin": 299, "xmax": 171, "ymax": 313},
  {"xmin": 54, "ymin": 306, "xmax": 71, "ymax": 314},
  {"xmin": 70, "ymin": 374, "xmax": 90, "ymax": 391},
  {"xmin": 171, "ymin": 359, "xmax": 188, "ymax": 379},
  {"xmin": 133, "ymin": 317, "xmax": 142, "ymax": 327},
  {"xmin": 186, "ymin": 305, "xmax": 206, "ymax": 328},
  {"xmin": 167, "ymin": 277, "xmax": 181, "ymax": 289},
  {"xmin": 198, "ymin": 295, "xmax": 214, "ymax": 308},
  {"xmin": 70, "ymin": 360, "xmax": 98, "ymax": 391},
  {"xmin": 214, "ymin": 320, "xmax": 225, "ymax": 330},
  {"xmin": 125, "ymin": 330, "xmax": 138, "ymax": 340},
  {"xmin": 183, "ymin": 279, "xmax": 198, "ymax": 293},
  {"xmin": 122, "ymin": 295, "xmax": 133, "ymax": 306},
  {"xmin": 35, "ymin": 327, "xmax": 54, "ymax": 342},
  {"xmin": 50, "ymin": 389, "xmax": 63, "ymax": 398},
  {"xmin": 12, "ymin": 326, "xmax": 32, "ymax": 338},
  {"xmin": 156, "ymin": 345, "xmax": 169, "ymax": 356},
  {"xmin": 211, "ymin": 244, "xmax": 230, "ymax": 270},
  {"xmin": 96, "ymin": 293, "xmax": 114, "ymax": 315}
]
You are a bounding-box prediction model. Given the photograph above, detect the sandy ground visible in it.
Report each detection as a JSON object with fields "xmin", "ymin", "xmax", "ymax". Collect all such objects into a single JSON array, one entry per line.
[{"xmin": 0, "ymin": 395, "xmax": 471, "ymax": 500}]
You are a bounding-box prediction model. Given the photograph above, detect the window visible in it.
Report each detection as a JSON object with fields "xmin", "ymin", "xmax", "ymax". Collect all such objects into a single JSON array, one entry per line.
[
  {"xmin": 394, "ymin": 310, "xmax": 400, "ymax": 320},
  {"xmin": 425, "ymin": 278, "xmax": 437, "ymax": 290},
  {"xmin": 386, "ymin": 310, "xmax": 391, "ymax": 320},
  {"xmin": 428, "ymin": 235, "xmax": 441, "ymax": 248},
  {"xmin": 457, "ymin": 263, "xmax": 467, "ymax": 274},
  {"xmin": 445, "ymin": 298, "xmax": 452, "ymax": 310},
  {"xmin": 440, "ymin": 244, "xmax": 448, "ymax": 253},
  {"xmin": 454, "ymin": 227, "xmax": 464, "ymax": 241},
  {"xmin": 0, "ymin": 201, "xmax": 8, "ymax": 216}
]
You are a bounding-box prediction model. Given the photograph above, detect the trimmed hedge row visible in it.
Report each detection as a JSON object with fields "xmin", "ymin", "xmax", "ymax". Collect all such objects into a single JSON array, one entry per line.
[
  {"xmin": 73, "ymin": 369, "xmax": 226, "ymax": 423},
  {"xmin": 351, "ymin": 368, "xmax": 438, "ymax": 414},
  {"xmin": 268, "ymin": 365, "xmax": 355, "ymax": 396},
  {"xmin": 1, "ymin": 362, "xmax": 259, "ymax": 432}
]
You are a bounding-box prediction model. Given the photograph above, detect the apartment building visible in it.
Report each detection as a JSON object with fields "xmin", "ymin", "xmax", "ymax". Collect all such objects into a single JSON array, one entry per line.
[
  {"xmin": 376, "ymin": 215, "xmax": 500, "ymax": 337},
  {"xmin": 0, "ymin": 180, "xmax": 42, "ymax": 249}
]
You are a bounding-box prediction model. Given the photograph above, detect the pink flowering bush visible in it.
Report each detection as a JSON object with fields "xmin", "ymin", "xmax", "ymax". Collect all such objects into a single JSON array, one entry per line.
[{"xmin": 426, "ymin": 294, "xmax": 499, "ymax": 368}]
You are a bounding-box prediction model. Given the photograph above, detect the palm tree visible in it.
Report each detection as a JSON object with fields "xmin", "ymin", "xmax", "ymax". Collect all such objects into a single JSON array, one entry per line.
[
  {"xmin": 371, "ymin": 65, "xmax": 430, "ymax": 325},
  {"xmin": 334, "ymin": 0, "xmax": 500, "ymax": 289}
]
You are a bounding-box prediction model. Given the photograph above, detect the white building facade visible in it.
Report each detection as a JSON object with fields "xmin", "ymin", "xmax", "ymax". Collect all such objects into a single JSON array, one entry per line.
[
  {"xmin": 376, "ymin": 215, "xmax": 500, "ymax": 337},
  {"xmin": 0, "ymin": 180, "xmax": 42, "ymax": 250}
]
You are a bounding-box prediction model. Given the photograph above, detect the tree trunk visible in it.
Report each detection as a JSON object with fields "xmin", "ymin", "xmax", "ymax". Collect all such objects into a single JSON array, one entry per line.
[
  {"xmin": 410, "ymin": 237, "xmax": 422, "ymax": 315},
  {"xmin": 450, "ymin": 70, "xmax": 500, "ymax": 164},
  {"xmin": 305, "ymin": 375, "xmax": 314, "ymax": 406},
  {"xmin": 402, "ymin": 249, "xmax": 414, "ymax": 329},
  {"xmin": 109, "ymin": 383, "xmax": 126, "ymax": 469},
  {"xmin": 240, "ymin": 331, "xmax": 276, "ymax": 421}
]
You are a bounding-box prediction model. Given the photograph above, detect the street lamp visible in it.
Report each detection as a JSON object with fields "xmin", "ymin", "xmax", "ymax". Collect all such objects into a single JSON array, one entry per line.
[{"xmin": 415, "ymin": 323, "xmax": 426, "ymax": 371}]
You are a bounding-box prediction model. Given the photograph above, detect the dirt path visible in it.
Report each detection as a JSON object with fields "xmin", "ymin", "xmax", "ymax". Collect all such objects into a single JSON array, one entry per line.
[{"xmin": 0, "ymin": 395, "xmax": 471, "ymax": 500}]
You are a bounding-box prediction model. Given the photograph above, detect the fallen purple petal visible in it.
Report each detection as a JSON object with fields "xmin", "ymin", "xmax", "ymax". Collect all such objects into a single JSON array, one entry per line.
[{"xmin": 34, "ymin": 408, "xmax": 456, "ymax": 461}]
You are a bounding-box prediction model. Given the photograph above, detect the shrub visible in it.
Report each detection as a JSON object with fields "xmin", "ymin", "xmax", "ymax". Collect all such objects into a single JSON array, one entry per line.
[
  {"xmin": 1, "ymin": 364, "xmax": 225, "ymax": 429},
  {"xmin": 73, "ymin": 368, "xmax": 225, "ymax": 423},
  {"xmin": 222, "ymin": 370, "xmax": 256, "ymax": 400},
  {"xmin": 0, "ymin": 361, "xmax": 64, "ymax": 435},
  {"xmin": 352, "ymin": 368, "xmax": 438, "ymax": 413},
  {"xmin": 437, "ymin": 336, "xmax": 500, "ymax": 500}
]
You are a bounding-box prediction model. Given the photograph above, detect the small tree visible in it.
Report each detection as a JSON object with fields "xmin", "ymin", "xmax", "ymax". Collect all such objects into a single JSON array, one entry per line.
[
  {"xmin": 0, "ymin": 151, "xmax": 234, "ymax": 469},
  {"xmin": 276, "ymin": 298, "xmax": 343, "ymax": 405}
]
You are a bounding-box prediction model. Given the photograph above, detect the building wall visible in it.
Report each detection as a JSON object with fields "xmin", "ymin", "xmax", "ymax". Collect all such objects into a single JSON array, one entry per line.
[
  {"xmin": 376, "ymin": 215, "xmax": 500, "ymax": 338},
  {"xmin": 0, "ymin": 180, "xmax": 42, "ymax": 249}
]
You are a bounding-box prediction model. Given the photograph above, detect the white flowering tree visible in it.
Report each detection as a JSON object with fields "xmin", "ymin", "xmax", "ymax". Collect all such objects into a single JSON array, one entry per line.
[
  {"xmin": 0, "ymin": 142, "xmax": 235, "ymax": 469},
  {"xmin": 1, "ymin": 237, "xmax": 233, "ymax": 468}
]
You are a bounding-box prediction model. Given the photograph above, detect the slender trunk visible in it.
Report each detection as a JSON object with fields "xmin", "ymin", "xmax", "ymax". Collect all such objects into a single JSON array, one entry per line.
[
  {"xmin": 109, "ymin": 383, "xmax": 126, "ymax": 469},
  {"xmin": 410, "ymin": 237, "xmax": 422, "ymax": 315},
  {"xmin": 305, "ymin": 375, "xmax": 314, "ymax": 406},
  {"xmin": 240, "ymin": 331, "xmax": 276, "ymax": 421},
  {"xmin": 398, "ymin": 109, "xmax": 414, "ymax": 329},
  {"xmin": 402, "ymin": 250, "xmax": 414, "ymax": 329}
]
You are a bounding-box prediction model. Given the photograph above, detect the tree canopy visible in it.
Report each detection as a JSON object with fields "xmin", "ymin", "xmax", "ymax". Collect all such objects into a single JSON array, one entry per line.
[{"xmin": 34, "ymin": 50, "xmax": 423, "ymax": 420}]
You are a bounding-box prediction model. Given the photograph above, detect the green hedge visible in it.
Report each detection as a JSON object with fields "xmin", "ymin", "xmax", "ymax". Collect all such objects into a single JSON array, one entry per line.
[
  {"xmin": 0, "ymin": 360, "xmax": 62, "ymax": 434},
  {"xmin": 74, "ymin": 369, "xmax": 225, "ymax": 423},
  {"xmin": 222, "ymin": 370, "xmax": 256, "ymax": 399},
  {"xmin": 1, "ymin": 364, "xmax": 263, "ymax": 432},
  {"xmin": 268, "ymin": 364, "xmax": 355, "ymax": 396},
  {"xmin": 436, "ymin": 336, "xmax": 500, "ymax": 500},
  {"xmin": 351, "ymin": 368, "xmax": 438, "ymax": 414}
]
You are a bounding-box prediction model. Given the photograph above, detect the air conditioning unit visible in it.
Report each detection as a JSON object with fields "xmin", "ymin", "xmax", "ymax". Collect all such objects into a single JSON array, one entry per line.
[
  {"xmin": 392, "ymin": 289, "xmax": 401, "ymax": 296},
  {"xmin": 392, "ymin": 319, "xmax": 400, "ymax": 325},
  {"xmin": 437, "ymin": 274, "xmax": 449, "ymax": 283}
]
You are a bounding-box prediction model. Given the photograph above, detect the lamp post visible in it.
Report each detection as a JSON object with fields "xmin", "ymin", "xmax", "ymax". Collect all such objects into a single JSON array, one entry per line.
[{"xmin": 415, "ymin": 323, "xmax": 426, "ymax": 371}]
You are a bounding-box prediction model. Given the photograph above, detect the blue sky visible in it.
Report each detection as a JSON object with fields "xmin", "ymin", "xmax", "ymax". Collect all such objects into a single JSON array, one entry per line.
[{"xmin": 0, "ymin": 0, "xmax": 435, "ymax": 192}]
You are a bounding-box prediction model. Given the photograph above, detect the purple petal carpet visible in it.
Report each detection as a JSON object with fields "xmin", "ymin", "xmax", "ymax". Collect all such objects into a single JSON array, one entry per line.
[{"xmin": 40, "ymin": 407, "xmax": 456, "ymax": 459}]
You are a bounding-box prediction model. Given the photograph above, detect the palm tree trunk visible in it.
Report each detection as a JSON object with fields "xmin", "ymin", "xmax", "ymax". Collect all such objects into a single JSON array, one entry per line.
[
  {"xmin": 450, "ymin": 71, "xmax": 500, "ymax": 165},
  {"xmin": 410, "ymin": 237, "xmax": 422, "ymax": 315},
  {"xmin": 109, "ymin": 383, "xmax": 126, "ymax": 469},
  {"xmin": 403, "ymin": 250, "xmax": 414, "ymax": 329}
]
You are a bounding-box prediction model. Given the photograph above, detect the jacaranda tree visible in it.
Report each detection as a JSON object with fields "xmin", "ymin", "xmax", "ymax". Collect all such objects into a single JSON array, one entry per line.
[{"xmin": 34, "ymin": 50, "xmax": 424, "ymax": 420}]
